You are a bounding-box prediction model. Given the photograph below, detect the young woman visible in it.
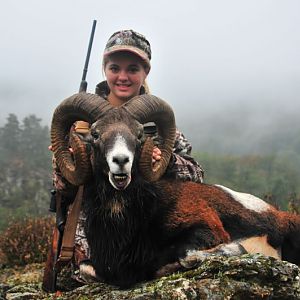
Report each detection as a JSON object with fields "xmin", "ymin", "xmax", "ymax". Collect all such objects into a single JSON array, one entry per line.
[{"xmin": 52, "ymin": 29, "xmax": 204, "ymax": 282}]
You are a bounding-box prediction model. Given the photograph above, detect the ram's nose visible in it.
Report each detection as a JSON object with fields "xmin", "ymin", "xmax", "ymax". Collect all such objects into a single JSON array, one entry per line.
[{"xmin": 112, "ymin": 154, "xmax": 130, "ymax": 168}]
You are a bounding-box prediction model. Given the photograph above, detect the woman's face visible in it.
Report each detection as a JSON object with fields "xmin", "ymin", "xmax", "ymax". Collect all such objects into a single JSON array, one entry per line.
[{"xmin": 104, "ymin": 52, "xmax": 148, "ymax": 106}]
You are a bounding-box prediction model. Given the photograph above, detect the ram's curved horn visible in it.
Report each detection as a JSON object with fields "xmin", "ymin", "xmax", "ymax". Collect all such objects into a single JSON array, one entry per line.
[
  {"xmin": 121, "ymin": 94, "xmax": 176, "ymax": 181},
  {"xmin": 51, "ymin": 92, "xmax": 113, "ymax": 186}
]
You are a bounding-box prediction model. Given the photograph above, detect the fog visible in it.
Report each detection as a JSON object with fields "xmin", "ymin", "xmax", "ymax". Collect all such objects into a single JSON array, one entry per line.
[{"xmin": 1, "ymin": 0, "xmax": 299, "ymax": 154}]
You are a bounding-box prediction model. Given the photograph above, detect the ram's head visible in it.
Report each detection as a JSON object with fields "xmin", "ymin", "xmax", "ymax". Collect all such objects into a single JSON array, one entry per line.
[{"xmin": 50, "ymin": 93, "xmax": 176, "ymax": 189}]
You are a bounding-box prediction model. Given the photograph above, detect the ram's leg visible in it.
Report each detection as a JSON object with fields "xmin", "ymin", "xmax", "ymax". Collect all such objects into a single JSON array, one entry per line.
[
  {"xmin": 179, "ymin": 241, "xmax": 247, "ymax": 269},
  {"xmin": 72, "ymin": 244, "xmax": 101, "ymax": 284},
  {"xmin": 179, "ymin": 235, "xmax": 281, "ymax": 269},
  {"xmin": 155, "ymin": 261, "xmax": 183, "ymax": 278},
  {"xmin": 154, "ymin": 242, "xmax": 246, "ymax": 278},
  {"xmin": 154, "ymin": 242, "xmax": 245, "ymax": 278}
]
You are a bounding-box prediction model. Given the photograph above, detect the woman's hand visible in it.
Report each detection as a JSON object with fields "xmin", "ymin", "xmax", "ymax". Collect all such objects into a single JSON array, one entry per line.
[{"xmin": 152, "ymin": 146, "xmax": 161, "ymax": 164}]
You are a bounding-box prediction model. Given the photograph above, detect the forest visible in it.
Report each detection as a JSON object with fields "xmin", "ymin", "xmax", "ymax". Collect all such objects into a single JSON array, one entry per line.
[
  {"xmin": 0, "ymin": 114, "xmax": 52, "ymax": 230},
  {"xmin": 0, "ymin": 113, "xmax": 299, "ymax": 231}
]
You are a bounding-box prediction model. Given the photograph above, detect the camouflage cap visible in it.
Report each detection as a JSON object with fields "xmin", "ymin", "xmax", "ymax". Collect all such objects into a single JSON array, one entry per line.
[{"xmin": 104, "ymin": 30, "xmax": 151, "ymax": 68}]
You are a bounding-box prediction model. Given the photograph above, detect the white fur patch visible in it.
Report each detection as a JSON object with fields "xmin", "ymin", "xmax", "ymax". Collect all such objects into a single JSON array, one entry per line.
[
  {"xmin": 215, "ymin": 184, "xmax": 270, "ymax": 212},
  {"xmin": 79, "ymin": 263, "xmax": 97, "ymax": 280},
  {"xmin": 185, "ymin": 249, "xmax": 203, "ymax": 258},
  {"xmin": 106, "ymin": 134, "xmax": 134, "ymax": 174},
  {"xmin": 239, "ymin": 235, "xmax": 281, "ymax": 259}
]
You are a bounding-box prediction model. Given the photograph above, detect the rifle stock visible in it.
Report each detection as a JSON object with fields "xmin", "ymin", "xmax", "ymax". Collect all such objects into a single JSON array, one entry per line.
[
  {"xmin": 42, "ymin": 226, "xmax": 61, "ymax": 292},
  {"xmin": 42, "ymin": 189, "xmax": 64, "ymax": 292}
]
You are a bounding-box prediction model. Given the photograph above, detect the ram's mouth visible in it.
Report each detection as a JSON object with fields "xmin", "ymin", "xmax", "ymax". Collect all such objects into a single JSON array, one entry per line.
[{"xmin": 109, "ymin": 172, "xmax": 131, "ymax": 190}]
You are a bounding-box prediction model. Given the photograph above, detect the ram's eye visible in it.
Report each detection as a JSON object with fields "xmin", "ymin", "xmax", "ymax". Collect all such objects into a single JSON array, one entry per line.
[{"xmin": 91, "ymin": 131, "xmax": 99, "ymax": 140}]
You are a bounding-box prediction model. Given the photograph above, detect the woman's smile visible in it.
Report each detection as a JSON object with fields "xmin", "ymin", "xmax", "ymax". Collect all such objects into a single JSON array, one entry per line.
[{"xmin": 116, "ymin": 83, "xmax": 131, "ymax": 89}]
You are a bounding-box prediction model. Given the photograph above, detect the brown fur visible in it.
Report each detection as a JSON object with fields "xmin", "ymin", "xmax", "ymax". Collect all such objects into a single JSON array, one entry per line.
[
  {"xmin": 163, "ymin": 182, "xmax": 230, "ymax": 244},
  {"xmin": 157, "ymin": 181, "xmax": 300, "ymax": 265}
]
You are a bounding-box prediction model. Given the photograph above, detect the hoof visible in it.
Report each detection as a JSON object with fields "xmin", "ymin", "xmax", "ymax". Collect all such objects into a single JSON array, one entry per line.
[
  {"xmin": 155, "ymin": 261, "xmax": 182, "ymax": 278},
  {"xmin": 179, "ymin": 250, "xmax": 208, "ymax": 269},
  {"xmin": 78, "ymin": 261, "xmax": 99, "ymax": 283}
]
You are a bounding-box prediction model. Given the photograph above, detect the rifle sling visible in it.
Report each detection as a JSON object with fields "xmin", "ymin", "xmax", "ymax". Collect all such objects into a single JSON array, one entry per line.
[{"xmin": 56, "ymin": 185, "xmax": 84, "ymax": 269}]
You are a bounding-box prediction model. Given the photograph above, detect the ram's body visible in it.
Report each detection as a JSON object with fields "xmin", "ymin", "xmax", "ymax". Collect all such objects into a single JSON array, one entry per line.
[
  {"xmin": 51, "ymin": 93, "xmax": 300, "ymax": 288},
  {"xmin": 79, "ymin": 111, "xmax": 300, "ymax": 287}
]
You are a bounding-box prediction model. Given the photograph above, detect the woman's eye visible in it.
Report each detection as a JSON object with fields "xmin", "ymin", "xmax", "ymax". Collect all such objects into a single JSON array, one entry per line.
[
  {"xmin": 109, "ymin": 66, "xmax": 119, "ymax": 73},
  {"xmin": 128, "ymin": 66, "xmax": 139, "ymax": 73}
]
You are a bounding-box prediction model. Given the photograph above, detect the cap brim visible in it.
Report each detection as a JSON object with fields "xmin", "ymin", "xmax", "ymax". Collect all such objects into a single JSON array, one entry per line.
[{"xmin": 104, "ymin": 45, "xmax": 151, "ymax": 68}]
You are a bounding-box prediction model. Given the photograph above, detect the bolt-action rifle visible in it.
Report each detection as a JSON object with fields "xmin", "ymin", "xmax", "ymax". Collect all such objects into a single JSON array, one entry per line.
[{"xmin": 42, "ymin": 20, "xmax": 97, "ymax": 293}]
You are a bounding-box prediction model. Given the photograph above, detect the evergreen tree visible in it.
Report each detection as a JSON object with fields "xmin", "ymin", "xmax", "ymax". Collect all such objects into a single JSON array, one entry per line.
[
  {"xmin": 20, "ymin": 115, "xmax": 51, "ymax": 169},
  {"xmin": 0, "ymin": 113, "xmax": 21, "ymax": 162}
]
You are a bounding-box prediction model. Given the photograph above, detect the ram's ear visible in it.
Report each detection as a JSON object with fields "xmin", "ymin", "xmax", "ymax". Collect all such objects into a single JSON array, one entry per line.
[
  {"xmin": 136, "ymin": 121, "xmax": 145, "ymax": 142},
  {"xmin": 74, "ymin": 131, "xmax": 93, "ymax": 143}
]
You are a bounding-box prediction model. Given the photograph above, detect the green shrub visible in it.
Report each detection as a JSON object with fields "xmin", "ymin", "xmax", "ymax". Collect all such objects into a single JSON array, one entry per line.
[{"xmin": 0, "ymin": 216, "xmax": 54, "ymax": 266}]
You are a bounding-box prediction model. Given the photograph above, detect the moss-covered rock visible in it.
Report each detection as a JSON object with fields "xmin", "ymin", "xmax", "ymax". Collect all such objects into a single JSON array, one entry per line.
[{"xmin": 1, "ymin": 254, "xmax": 300, "ymax": 299}]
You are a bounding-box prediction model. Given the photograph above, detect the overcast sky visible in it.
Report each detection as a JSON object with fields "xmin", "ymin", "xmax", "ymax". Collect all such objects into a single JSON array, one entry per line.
[{"xmin": 0, "ymin": 0, "xmax": 300, "ymax": 131}]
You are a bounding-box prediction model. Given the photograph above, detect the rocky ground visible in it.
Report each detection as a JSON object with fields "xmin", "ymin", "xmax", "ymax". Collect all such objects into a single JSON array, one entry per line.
[{"xmin": 1, "ymin": 254, "xmax": 300, "ymax": 300}]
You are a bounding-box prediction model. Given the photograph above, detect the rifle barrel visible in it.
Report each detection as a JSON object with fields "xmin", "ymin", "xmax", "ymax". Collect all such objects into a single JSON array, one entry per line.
[{"xmin": 79, "ymin": 20, "xmax": 97, "ymax": 92}]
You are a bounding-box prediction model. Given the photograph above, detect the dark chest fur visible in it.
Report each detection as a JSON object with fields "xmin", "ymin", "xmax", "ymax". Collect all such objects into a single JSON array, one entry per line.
[{"xmin": 83, "ymin": 179, "xmax": 175, "ymax": 287}]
